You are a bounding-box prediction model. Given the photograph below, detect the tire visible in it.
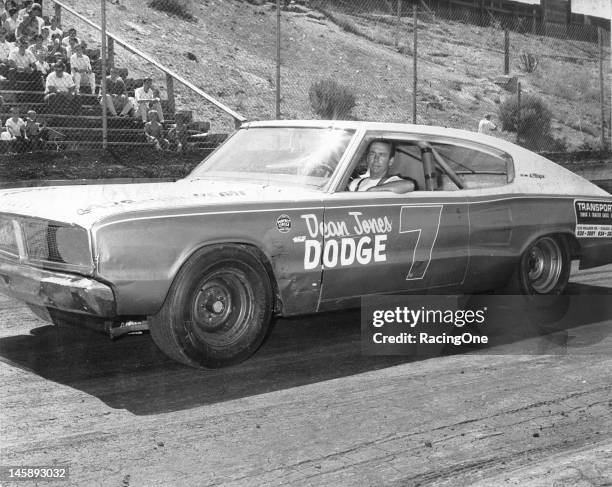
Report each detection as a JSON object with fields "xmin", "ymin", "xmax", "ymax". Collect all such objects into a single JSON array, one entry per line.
[
  {"xmin": 149, "ymin": 245, "xmax": 273, "ymax": 368},
  {"xmin": 506, "ymin": 235, "xmax": 571, "ymax": 296}
]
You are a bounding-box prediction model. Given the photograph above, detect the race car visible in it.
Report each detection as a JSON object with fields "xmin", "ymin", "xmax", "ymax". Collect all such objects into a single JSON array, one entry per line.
[{"xmin": 0, "ymin": 120, "xmax": 610, "ymax": 367}]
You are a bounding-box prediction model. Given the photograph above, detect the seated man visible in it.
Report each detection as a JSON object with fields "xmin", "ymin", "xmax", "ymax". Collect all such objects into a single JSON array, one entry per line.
[
  {"xmin": 349, "ymin": 141, "xmax": 415, "ymax": 193},
  {"xmin": 0, "ymin": 28, "xmax": 15, "ymax": 77},
  {"xmin": 144, "ymin": 109, "xmax": 169, "ymax": 150},
  {"xmin": 130, "ymin": 77, "xmax": 164, "ymax": 123},
  {"xmin": 8, "ymin": 36, "xmax": 42, "ymax": 90},
  {"xmin": 69, "ymin": 43, "xmax": 95, "ymax": 95},
  {"xmin": 44, "ymin": 61, "xmax": 79, "ymax": 114},
  {"xmin": 99, "ymin": 67, "xmax": 131, "ymax": 116},
  {"xmin": 16, "ymin": 2, "xmax": 43, "ymax": 44},
  {"xmin": 4, "ymin": 106, "xmax": 26, "ymax": 153},
  {"xmin": 24, "ymin": 109, "xmax": 47, "ymax": 151}
]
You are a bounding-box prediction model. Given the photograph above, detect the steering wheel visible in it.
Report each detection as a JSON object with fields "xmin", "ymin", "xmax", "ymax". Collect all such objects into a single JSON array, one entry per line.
[{"xmin": 306, "ymin": 162, "xmax": 335, "ymax": 178}]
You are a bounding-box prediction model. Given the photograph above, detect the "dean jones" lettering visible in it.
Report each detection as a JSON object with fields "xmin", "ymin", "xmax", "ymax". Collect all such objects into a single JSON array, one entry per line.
[
  {"xmin": 302, "ymin": 212, "xmax": 392, "ymax": 239},
  {"xmin": 300, "ymin": 212, "xmax": 392, "ymax": 270}
]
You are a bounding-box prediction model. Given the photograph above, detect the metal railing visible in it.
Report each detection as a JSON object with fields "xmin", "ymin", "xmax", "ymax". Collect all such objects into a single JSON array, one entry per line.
[{"xmin": 52, "ymin": 0, "xmax": 246, "ymax": 129}]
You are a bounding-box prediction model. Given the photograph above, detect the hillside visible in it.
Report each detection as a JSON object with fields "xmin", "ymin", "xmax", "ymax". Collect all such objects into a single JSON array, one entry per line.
[{"xmin": 50, "ymin": 0, "xmax": 610, "ymax": 150}]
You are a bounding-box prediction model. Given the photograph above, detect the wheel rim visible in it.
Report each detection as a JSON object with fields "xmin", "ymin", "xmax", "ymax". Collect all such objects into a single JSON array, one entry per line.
[
  {"xmin": 189, "ymin": 269, "xmax": 254, "ymax": 348},
  {"xmin": 525, "ymin": 237, "xmax": 563, "ymax": 294}
]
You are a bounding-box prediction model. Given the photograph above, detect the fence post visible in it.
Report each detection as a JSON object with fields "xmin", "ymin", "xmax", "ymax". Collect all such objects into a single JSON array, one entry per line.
[
  {"xmin": 516, "ymin": 81, "xmax": 521, "ymax": 145},
  {"xmin": 100, "ymin": 0, "xmax": 108, "ymax": 150},
  {"xmin": 413, "ymin": 3, "xmax": 417, "ymax": 124},
  {"xmin": 54, "ymin": 3, "xmax": 62, "ymax": 27},
  {"xmin": 107, "ymin": 36, "xmax": 114, "ymax": 69},
  {"xmin": 166, "ymin": 74, "xmax": 175, "ymax": 118},
  {"xmin": 598, "ymin": 27, "xmax": 606, "ymax": 148},
  {"xmin": 395, "ymin": 0, "xmax": 401, "ymax": 48},
  {"xmin": 504, "ymin": 29, "xmax": 510, "ymax": 75},
  {"xmin": 275, "ymin": 0, "xmax": 281, "ymax": 119}
]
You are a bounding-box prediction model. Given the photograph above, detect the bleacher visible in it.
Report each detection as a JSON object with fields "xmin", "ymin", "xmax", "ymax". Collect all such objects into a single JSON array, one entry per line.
[{"xmin": 0, "ymin": 76, "xmax": 215, "ymax": 152}]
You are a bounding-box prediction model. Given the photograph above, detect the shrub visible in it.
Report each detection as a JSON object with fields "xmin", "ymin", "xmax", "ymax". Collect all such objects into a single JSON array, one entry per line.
[
  {"xmin": 309, "ymin": 79, "xmax": 356, "ymax": 120},
  {"xmin": 149, "ymin": 0, "xmax": 196, "ymax": 20},
  {"xmin": 517, "ymin": 52, "xmax": 538, "ymax": 73},
  {"xmin": 498, "ymin": 94, "xmax": 552, "ymax": 146}
]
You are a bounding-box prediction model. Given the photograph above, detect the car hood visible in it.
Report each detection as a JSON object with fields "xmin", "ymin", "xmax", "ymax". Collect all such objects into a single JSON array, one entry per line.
[{"xmin": 0, "ymin": 179, "xmax": 321, "ymax": 228}]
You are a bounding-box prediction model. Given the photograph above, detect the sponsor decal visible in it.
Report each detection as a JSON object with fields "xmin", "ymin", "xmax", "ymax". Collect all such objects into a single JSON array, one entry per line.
[
  {"xmin": 300, "ymin": 212, "xmax": 391, "ymax": 270},
  {"xmin": 276, "ymin": 214, "xmax": 291, "ymax": 233},
  {"xmin": 574, "ymin": 200, "xmax": 612, "ymax": 238}
]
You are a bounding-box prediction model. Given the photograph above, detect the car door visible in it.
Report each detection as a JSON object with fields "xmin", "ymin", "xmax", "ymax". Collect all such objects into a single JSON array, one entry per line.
[{"xmin": 318, "ymin": 186, "xmax": 469, "ymax": 303}]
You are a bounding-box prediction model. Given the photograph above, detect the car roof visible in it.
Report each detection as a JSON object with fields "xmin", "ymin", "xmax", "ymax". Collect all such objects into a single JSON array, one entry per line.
[{"xmin": 242, "ymin": 119, "xmax": 521, "ymax": 153}]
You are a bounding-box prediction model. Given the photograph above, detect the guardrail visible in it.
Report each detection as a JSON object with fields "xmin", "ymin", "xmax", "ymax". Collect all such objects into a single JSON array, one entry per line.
[{"xmin": 52, "ymin": 0, "xmax": 247, "ymax": 129}]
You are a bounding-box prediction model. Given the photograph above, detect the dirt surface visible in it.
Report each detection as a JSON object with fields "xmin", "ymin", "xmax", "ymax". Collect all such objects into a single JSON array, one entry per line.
[
  {"xmin": 50, "ymin": 0, "xmax": 610, "ymax": 147},
  {"xmin": 0, "ymin": 148, "xmax": 207, "ymax": 183},
  {"xmin": 0, "ymin": 264, "xmax": 610, "ymax": 486}
]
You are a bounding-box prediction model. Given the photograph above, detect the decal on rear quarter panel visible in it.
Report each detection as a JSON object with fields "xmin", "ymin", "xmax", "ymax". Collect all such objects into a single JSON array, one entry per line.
[{"xmin": 574, "ymin": 200, "xmax": 612, "ymax": 238}]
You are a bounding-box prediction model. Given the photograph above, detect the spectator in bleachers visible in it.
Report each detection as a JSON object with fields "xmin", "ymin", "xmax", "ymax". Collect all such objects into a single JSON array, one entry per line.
[
  {"xmin": 8, "ymin": 36, "xmax": 42, "ymax": 90},
  {"xmin": 70, "ymin": 43, "xmax": 95, "ymax": 95},
  {"xmin": 0, "ymin": 1, "xmax": 17, "ymax": 24},
  {"xmin": 47, "ymin": 16, "xmax": 62, "ymax": 39},
  {"xmin": 0, "ymin": 28, "xmax": 15, "ymax": 77},
  {"xmin": 3, "ymin": 7, "xmax": 19, "ymax": 42},
  {"xmin": 17, "ymin": 0, "xmax": 32, "ymax": 23},
  {"xmin": 65, "ymin": 36, "xmax": 78, "ymax": 63},
  {"xmin": 16, "ymin": 2, "xmax": 42, "ymax": 43},
  {"xmin": 167, "ymin": 116, "xmax": 188, "ymax": 152},
  {"xmin": 5, "ymin": 106, "xmax": 26, "ymax": 153},
  {"xmin": 144, "ymin": 109, "xmax": 168, "ymax": 150},
  {"xmin": 44, "ymin": 61, "xmax": 79, "ymax": 114},
  {"xmin": 47, "ymin": 33, "xmax": 65, "ymax": 61},
  {"xmin": 131, "ymin": 77, "xmax": 164, "ymax": 123},
  {"xmin": 99, "ymin": 66, "xmax": 131, "ymax": 117},
  {"xmin": 61, "ymin": 27, "xmax": 79, "ymax": 47},
  {"xmin": 24, "ymin": 109, "xmax": 46, "ymax": 151},
  {"xmin": 29, "ymin": 33, "xmax": 48, "ymax": 74}
]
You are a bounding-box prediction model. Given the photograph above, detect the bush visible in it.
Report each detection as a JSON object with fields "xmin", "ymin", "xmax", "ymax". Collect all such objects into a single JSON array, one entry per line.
[
  {"xmin": 517, "ymin": 52, "xmax": 538, "ymax": 73},
  {"xmin": 309, "ymin": 79, "xmax": 356, "ymax": 120},
  {"xmin": 149, "ymin": 0, "xmax": 196, "ymax": 20},
  {"xmin": 498, "ymin": 94, "xmax": 552, "ymax": 147}
]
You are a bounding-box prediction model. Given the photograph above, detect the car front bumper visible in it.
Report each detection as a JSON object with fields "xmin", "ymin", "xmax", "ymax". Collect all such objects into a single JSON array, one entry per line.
[{"xmin": 0, "ymin": 260, "xmax": 116, "ymax": 318}]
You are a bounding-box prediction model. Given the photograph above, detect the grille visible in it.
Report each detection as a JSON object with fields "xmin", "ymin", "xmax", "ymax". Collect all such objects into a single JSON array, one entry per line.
[{"xmin": 23, "ymin": 220, "xmax": 64, "ymax": 263}]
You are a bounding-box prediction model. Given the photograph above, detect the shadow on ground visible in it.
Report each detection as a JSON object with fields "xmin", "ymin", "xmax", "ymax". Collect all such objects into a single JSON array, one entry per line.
[{"xmin": 0, "ymin": 283, "xmax": 610, "ymax": 416}]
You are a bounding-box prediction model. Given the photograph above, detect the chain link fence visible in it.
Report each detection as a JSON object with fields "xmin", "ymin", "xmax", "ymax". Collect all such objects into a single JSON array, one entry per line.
[
  {"xmin": 274, "ymin": 0, "xmax": 610, "ymax": 153},
  {"xmin": 0, "ymin": 0, "xmax": 609, "ymax": 154}
]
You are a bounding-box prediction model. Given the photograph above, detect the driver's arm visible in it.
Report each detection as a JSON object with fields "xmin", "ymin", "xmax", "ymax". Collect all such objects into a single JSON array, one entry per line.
[{"xmin": 366, "ymin": 179, "xmax": 416, "ymax": 194}]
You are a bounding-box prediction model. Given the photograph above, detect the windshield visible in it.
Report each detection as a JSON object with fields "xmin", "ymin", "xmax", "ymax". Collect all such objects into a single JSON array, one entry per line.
[{"xmin": 188, "ymin": 127, "xmax": 356, "ymax": 189}]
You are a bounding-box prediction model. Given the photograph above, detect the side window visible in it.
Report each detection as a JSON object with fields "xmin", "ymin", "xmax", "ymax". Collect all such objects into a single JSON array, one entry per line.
[{"xmin": 430, "ymin": 142, "xmax": 513, "ymax": 190}]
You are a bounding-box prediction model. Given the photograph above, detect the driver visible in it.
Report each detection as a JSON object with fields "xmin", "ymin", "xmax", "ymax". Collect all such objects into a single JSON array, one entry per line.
[{"xmin": 349, "ymin": 141, "xmax": 415, "ymax": 192}]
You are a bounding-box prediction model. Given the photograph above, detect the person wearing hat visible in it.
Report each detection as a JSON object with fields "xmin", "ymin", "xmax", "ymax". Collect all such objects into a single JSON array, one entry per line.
[
  {"xmin": 478, "ymin": 113, "xmax": 497, "ymax": 135},
  {"xmin": 131, "ymin": 76, "xmax": 164, "ymax": 123}
]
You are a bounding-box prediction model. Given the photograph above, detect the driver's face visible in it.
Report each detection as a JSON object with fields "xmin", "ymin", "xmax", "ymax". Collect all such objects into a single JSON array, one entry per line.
[{"xmin": 367, "ymin": 142, "xmax": 392, "ymax": 178}]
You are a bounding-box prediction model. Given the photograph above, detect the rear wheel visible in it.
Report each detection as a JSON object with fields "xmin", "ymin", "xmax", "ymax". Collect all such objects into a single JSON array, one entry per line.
[
  {"xmin": 149, "ymin": 246, "xmax": 273, "ymax": 368},
  {"xmin": 509, "ymin": 235, "xmax": 571, "ymax": 295}
]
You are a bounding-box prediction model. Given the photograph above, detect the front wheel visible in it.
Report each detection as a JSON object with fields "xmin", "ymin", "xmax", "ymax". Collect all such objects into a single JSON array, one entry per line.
[
  {"xmin": 149, "ymin": 246, "xmax": 273, "ymax": 368},
  {"xmin": 507, "ymin": 235, "xmax": 571, "ymax": 295}
]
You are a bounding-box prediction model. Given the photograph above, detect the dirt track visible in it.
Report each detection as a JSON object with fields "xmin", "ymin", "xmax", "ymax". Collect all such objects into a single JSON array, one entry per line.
[{"xmin": 0, "ymin": 265, "xmax": 611, "ymax": 486}]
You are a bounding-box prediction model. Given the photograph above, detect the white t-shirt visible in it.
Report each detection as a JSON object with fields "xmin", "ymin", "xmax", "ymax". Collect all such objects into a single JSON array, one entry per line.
[
  {"xmin": 70, "ymin": 53, "xmax": 92, "ymax": 72},
  {"xmin": 45, "ymin": 71, "xmax": 75, "ymax": 93},
  {"xmin": 0, "ymin": 41, "xmax": 15, "ymax": 60},
  {"xmin": 349, "ymin": 172, "xmax": 402, "ymax": 191},
  {"xmin": 8, "ymin": 48, "xmax": 36, "ymax": 69},
  {"xmin": 478, "ymin": 119, "xmax": 496, "ymax": 134},
  {"xmin": 5, "ymin": 117, "xmax": 25, "ymax": 137}
]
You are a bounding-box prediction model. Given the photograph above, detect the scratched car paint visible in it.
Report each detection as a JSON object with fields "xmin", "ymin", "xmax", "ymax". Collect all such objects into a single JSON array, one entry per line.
[{"xmin": 0, "ymin": 121, "xmax": 610, "ymax": 367}]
